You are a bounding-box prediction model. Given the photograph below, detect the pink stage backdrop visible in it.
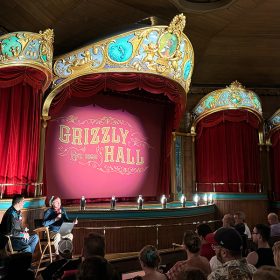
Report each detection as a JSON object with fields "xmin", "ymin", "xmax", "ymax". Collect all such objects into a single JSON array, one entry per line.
[{"xmin": 45, "ymin": 94, "xmax": 166, "ymax": 199}]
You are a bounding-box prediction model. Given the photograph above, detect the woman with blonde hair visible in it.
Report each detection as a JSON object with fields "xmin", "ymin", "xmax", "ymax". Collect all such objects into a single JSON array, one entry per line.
[{"xmin": 273, "ymin": 241, "xmax": 280, "ymax": 267}]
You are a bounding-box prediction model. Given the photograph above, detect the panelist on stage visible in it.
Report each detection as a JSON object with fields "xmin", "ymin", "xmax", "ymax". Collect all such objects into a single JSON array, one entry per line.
[
  {"xmin": 0, "ymin": 194, "xmax": 39, "ymax": 253},
  {"xmin": 43, "ymin": 196, "xmax": 78, "ymax": 257}
]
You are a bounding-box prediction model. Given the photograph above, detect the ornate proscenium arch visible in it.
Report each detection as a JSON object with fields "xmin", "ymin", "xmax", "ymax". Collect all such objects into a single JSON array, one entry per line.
[
  {"xmin": 266, "ymin": 109, "xmax": 280, "ymax": 143},
  {"xmin": 0, "ymin": 29, "xmax": 54, "ymax": 91},
  {"xmin": 42, "ymin": 14, "xmax": 194, "ymax": 118}
]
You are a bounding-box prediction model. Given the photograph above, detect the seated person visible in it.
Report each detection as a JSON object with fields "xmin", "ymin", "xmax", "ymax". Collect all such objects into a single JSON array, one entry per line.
[
  {"xmin": 166, "ymin": 230, "xmax": 211, "ymax": 279},
  {"xmin": 234, "ymin": 223, "xmax": 248, "ymax": 257},
  {"xmin": 42, "ymin": 196, "xmax": 77, "ymax": 257},
  {"xmin": 0, "ymin": 194, "xmax": 38, "ymax": 253},
  {"xmin": 247, "ymin": 224, "xmax": 275, "ymax": 268},
  {"xmin": 41, "ymin": 239, "xmax": 81, "ymax": 280},
  {"xmin": 253, "ymin": 265, "xmax": 280, "ymax": 280},
  {"xmin": 77, "ymin": 256, "xmax": 119, "ymax": 280},
  {"xmin": 268, "ymin": 213, "xmax": 280, "ymax": 237},
  {"xmin": 133, "ymin": 245, "xmax": 167, "ymax": 280},
  {"xmin": 234, "ymin": 211, "xmax": 252, "ymax": 239},
  {"xmin": 196, "ymin": 223, "xmax": 215, "ymax": 260}
]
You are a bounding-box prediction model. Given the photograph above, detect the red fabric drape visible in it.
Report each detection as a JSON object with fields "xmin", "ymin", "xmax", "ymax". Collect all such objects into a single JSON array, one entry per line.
[
  {"xmin": 51, "ymin": 73, "xmax": 186, "ymax": 129},
  {"xmin": 271, "ymin": 130, "xmax": 280, "ymax": 200},
  {"xmin": 48, "ymin": 73, "xmax": 180, "ymax": 198},
  {"xmin": 195, "ymin": 110, "xmax": 261, "ymax": 192},
  {"xmin": 0, "ymin": 67, "xmax": 46, "ymax": 196}
]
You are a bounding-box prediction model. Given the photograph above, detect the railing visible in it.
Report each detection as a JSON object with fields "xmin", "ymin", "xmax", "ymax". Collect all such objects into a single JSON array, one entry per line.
[
  {"xmin": 73, "ymin": 219, "xmax": 221, "ymax": 251},
  {"xmin": 0, "ymin": 182, "xmax": 44, "ymax": 199},
  {"xmin": 195, "ymin": 182, "xmax": 262, "ymax": 193}
]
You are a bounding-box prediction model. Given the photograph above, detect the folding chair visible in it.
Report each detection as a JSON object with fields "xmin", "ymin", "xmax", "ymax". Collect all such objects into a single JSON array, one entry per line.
[
  {"xmin": 5, "ymin": 234, "xmax": 20, "ymax": 254},
  {"xmin": 33, "ymin": 219, "xmax": 55, "ymax": 276}
]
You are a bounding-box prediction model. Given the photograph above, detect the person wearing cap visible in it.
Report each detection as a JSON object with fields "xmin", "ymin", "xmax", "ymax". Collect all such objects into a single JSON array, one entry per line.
[
  {"xmin": 166, "ymin": 230, "xmax": 211, "ymax": 279},
  {"xmin": 42, "ymin": 196, "xmax": 78, "ymax": 257},
  {"xmin": 208, "ymin": 227, "xmax": 256, "ymax": 280},
  {"xmin": 246, "ymin": 224, "xmax": 275, "ymax": 268}
]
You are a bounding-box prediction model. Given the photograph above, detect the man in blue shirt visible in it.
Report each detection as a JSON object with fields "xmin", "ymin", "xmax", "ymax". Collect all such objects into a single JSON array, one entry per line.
[
  {"xmin": 0, "ymin": 194, "xmax": 38, "ymax": 253},
  {"xmin": 43, "ymin": 196, "xmax": 77, "ymax": 257}
]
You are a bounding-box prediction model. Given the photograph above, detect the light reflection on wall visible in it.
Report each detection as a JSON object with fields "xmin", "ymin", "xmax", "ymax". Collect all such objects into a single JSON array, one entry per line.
[{"xmin": 45, "ymin": 94, "xmax": 164, "ymax": 199}]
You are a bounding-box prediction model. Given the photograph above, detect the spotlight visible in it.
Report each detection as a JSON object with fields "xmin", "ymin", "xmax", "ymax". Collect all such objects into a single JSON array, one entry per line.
[
  {"xmin": 80, "ymin": 196, "xmax": 86, "ymax": 210},
  {"xmin": 137, "ymin": 195, "xmax": 144, "ymax": 210},
  {"xmin": 193, "ymin": 194, "xmax": 199, "ymax": 206},
  {"xmin": 203, "ymin": 193, "xmax": 208, "ymax": 205},
  {"xmin": 111, "ymin": 196, "xmax": 116, "ymax": 210},
  {"xmin": 208, "ymin": 193, "xmax": 213, "ymax": 204},
  {"xmin": 180, "ymin": 194, "xmax": 186, "ymax": 208},
  {"xmin": 161, "ymin": 194, "xmax": 167, "ymax": 209}
]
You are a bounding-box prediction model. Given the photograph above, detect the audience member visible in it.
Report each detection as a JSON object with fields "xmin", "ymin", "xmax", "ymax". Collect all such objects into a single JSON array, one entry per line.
[
  {"xmin": 0, "ymin": 194, "xmax": 38, "ymax": 253},
  {"xmin": 208, "ymin": 227, "xmax": 256, "ymax": 280},
  {"xmin": 253, "ymin": 265, "xmax": 280, "ymax": 280},
  {"xmin": 272, "ymin": 240, "xmax": 280, "ymax": 268},
  {"xmin": 167, "ymin": 230, "xmax": 211, "ymax": 280},
  {"xmin": 234, "ymin": 223, "xmax": 248, "ymax": 256},
  {"xmin": 77, "ymin": 256, "xmax": 118, "ymax": 280},
  {"xmin": 268, "ymin": 213, "xmax": 280, "ymax": 237},
  {"xmin": 42, "ymin": 196, "xmax": 78, "ymax": 257},
  {"xmin": 234, "ymin": 211, "xmax": 252, "ymax": 238},
  {"xmin": 206, "ymin": 233, "xmax": 222, "ymax": 271},
  {"xmin": 247, "ymin": 224, "xmax": 275, "ymax": 268},
  {"xmin": 222, "ymin": 214, "xmax": 235, "ymax": 228},
  {"xmin": 196, "ymin": 224, "xmax": 215, "ymax": 260},
  {"xmin": 133, "ymin": 245, "xmax": 167, "ymax": 280},
  {"xmin": 177, "ymin": 268, "xmax": 206, "ymax": 280}
]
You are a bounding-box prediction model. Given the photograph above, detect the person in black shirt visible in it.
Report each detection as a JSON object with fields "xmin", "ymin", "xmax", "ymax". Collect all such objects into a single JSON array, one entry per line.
[{"xmin": 0, "ymin": 194, "xmax": 38, "ymax": 253}]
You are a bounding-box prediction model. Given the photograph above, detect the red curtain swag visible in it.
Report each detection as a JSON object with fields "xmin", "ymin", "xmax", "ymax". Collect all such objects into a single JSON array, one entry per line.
[
  {"xmin": 0, "ymin": 67, "xmax": 46, "ymax": 196},
  {"xmin": 271, "ymin": 130, "xmax": 280, "ymax": 200},
  {"xmin": 47, "ymin": 73, "xmax": 182, "ymax": 198},
  {"xmin": 195, "ymin": 110, "xmax": 261, "ymax": 193}
]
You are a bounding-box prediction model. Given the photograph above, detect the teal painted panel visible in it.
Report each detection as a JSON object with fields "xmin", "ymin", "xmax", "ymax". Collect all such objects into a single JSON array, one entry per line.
[{"xmin": 0, "ymin": 198, "xmax": 46, "ymax": 210}]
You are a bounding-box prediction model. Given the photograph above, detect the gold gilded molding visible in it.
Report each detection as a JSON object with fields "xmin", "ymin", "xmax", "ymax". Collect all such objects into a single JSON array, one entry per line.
[
  {"xmin": 266, "ymin": 108, "xmax": 280, "ymax": 141},
  {"xmin": 43, "ymin": 14, "xmax": 194, "ymax": 117},
  {"xmin": 0, "ymin": 29, "xmax": 54, "ymax": 91},
  {"xmin": 191, "ymin": 81, "xmax": 263, "ymax": 130}
]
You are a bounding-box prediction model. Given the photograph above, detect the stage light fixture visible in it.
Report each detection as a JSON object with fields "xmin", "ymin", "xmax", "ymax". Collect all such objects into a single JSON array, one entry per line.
[
  {"xmin": 203, "ymin": 193, "xmax": 208, "ymax": 205},
  {"xmin": 161, "ymin": 194, "xmax": 167, "ymax": 209},
  {"xmin": 137, "ymin": 195, "xmax": 144, "ymax": 210},
  {"xmin": 180, "ymin": 194, "xmax": 186, "ymax": 208},
  {"xmin": 193, "ymin": 194, "xmax": 199, "ymax": 206},
  {"xmin": 80, "ymin": 196, "xmax": 86, "ymax": 210},
  {"xmin": 111, "ymin": 196, "xmax": 116, "ymax": 210},
  {"xmin": 208, "ymin": 193, "xmax": 213, "ymax": 204}
]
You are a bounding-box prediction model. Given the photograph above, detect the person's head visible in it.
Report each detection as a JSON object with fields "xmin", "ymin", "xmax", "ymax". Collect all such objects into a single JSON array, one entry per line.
[
  {"xmin": 234, "ymin": 211, "xmax": 246, "ymax": 224},
  {"xmin": 213, "ymin": 227, "xmax": 243, "ymax": 263},
  {"xmin": 253, "ymin": 266, "xmax": 280, "ymax": 280},
  {"xmin": 58, "ymin": 238, "xmax": 73, "ymax": 259},
  {"xmin": 77, "ymin": 256, "xmax": 114, "ymax": 280},
  {"xmin": 139, "ymin": 245, "xmax": 161, "ymax": 269},
  {"xmin": 196, "ymin": 224, "xmax": 212, "ymax": 240},
  {"xmin": 51, "ymin": 197, "xmax": 61, "ymax": 210},
  {"xmin": 268, "ymin": 213, "xmax": 279, "ymax": 225},
  {"xmin": 222, "ymin": 214, "xmax": 235, "ymax": 228},
  {"xmin": 178, "ymin": 268, "xmax": 207, "ymax": 280},
  {"xmin": 83, "ymin": 232, "xmax": 105, "ymax": 258},
  {"xmin": 12, "ymin": 194, "xmax": 24, "ymax": 210},
  {"xmin": 273, "ymin": 241, "xmax": 280, "ymax": 267},
  {"xmin": 183, "ymin": 230, "xmax": 201, "ymax": 254},
  {"xmin": 252, "ymin": 224, "xmax": 271, "ymax": 245}
]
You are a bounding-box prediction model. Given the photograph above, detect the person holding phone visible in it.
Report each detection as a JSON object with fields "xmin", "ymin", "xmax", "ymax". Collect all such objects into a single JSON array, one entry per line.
[{"xmin": 43, "ymin": 196, "xmax": 78, "ymax": 257}]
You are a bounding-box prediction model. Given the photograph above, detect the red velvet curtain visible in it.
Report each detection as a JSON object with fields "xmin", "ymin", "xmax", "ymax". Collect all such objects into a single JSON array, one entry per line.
[
  {"xmin": 271, "ymin": 130, "xmax": 280, "ymax": 200},
  {"xmin": 0, "ymin": 67, "xmax": 46, "ymax": 196},
  {"xmin": 48, "ymin": 73, "xmax": 181, "ymax": 197},
  {"xmin": 195, "ymin": 110, "xmax": 261, "ymax": 192}
]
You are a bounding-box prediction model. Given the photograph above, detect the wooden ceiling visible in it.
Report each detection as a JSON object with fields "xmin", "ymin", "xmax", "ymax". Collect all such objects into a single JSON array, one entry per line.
[{"xmin": 0, "ymin": 0, "xmax": 279, "ymax": 87}]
